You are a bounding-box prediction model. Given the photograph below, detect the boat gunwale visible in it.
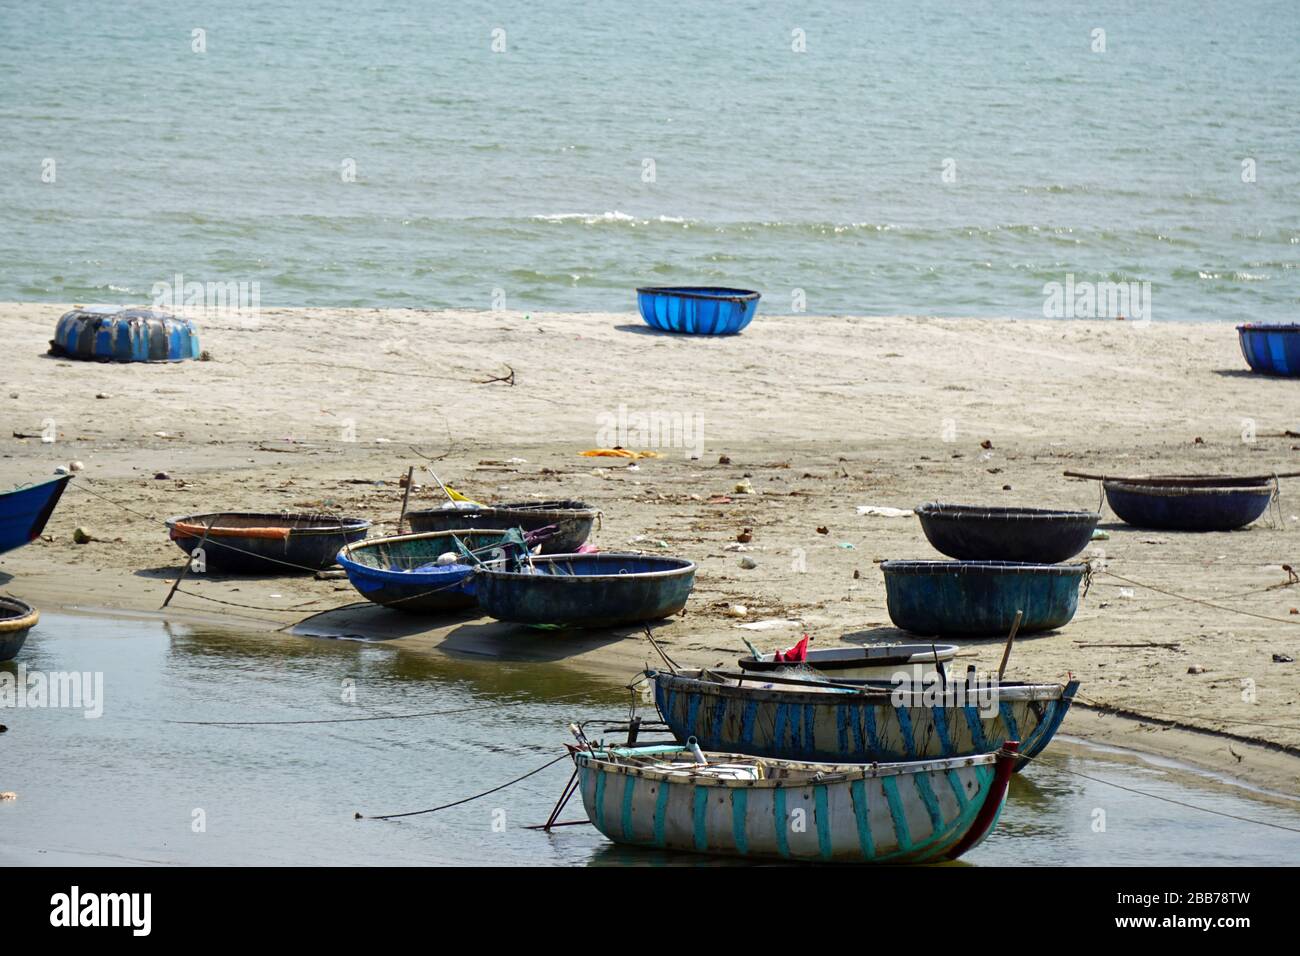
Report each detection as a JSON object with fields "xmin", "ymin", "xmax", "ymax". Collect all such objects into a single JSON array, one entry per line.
[
  {"xmin": 574, "ymin": 747, "xmax": 997, "ymax": 787},
  {"xmin": 880, "ymin": 559, "xmax": 1088, "ymax": 577},
  {"xmin": 337, "ymin": 527, "xmax": 516, "ymax": 572},
  {"xmin": 0, "ymin": 597, "xmax": 38, "ymax": 633},
  {"xmin": 474, "ymin": 552, "xmax": 697, "ymax": 582},
  {"xmin": 166, "ymin": 511, "xmax": 371, "ymax": 538},
  {"xmin": 650, "ymin": 668, "xmax": 1070, "ymax": 704},
  {"xmin": 915, "ymin": 501, "xmax": 1100, "ymax": 523},
  {"xmin": 1103, "ymin": 480, "xmax": 1275, "ymax": 498},
  {"xmin": 635, "ymin": 286, "xmax": 761, "ymax": 304}
]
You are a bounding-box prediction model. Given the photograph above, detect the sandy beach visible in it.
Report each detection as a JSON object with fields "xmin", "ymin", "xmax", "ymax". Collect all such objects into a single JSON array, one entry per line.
[{"xmin": 2, "ymin": 302, "xmax": 1297, "ymax": 793}]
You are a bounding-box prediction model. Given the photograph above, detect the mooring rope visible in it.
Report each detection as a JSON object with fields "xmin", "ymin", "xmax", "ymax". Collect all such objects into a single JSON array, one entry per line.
[
  {"xmin": 358, "ymin": 752, "xmax": 571, "ymax": 821},
  {"xmin": 1073, "ymin": 692, "xmax": 1300, "ymax": 733},
  {"xmin": 1014, "ymin": 748, "xmax": 1300, "ymax": 835},
  {"xmin": 1095, "ymin": 568, "xmax": 1300, "ymax": 627},
  {"xmin": 169, "ymin": 690, "xmax": 597, "ymax": 726}
]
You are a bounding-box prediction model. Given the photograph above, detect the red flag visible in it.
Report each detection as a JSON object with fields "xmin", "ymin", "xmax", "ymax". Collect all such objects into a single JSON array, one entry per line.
[{"xmin": 774, "ymin": 634, "xmax": 809, "ymax": 663}]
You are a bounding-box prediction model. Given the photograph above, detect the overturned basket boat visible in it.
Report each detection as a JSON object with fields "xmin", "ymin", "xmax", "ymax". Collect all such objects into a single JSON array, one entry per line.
[
  {"xmin": 337, "ymin": 528, "xmax": 544, "ymax": 613},
  {"xmin": 0, "ymin": 474, "xmax": 72, "ymax": 557},
  {"xmin": 737, "ymin": 643, "xmax": 958, "ymax": 680},
  {"xmin": 882, "ymin": 560, "xmax": 1087, "ymax": 637},
  {"xmin": 651, "ymin": 668, "xmax": 1078, "ymax": 768},
  {"xmin": 51, "ymin": 306, "xmax": 201, "ymax": 362},
  {"xmin": 0, "ymin": 596, "xmax": 39, "ymax": 662},
  {"xmin": 915, "ymin": 502, "xmax": 1099, "ymax": 563},
  {"xmin": 166, "ymin": 512, "xmax": 370, "ymax": 574},
  {"xmin": 569, "ymin": 739, "xmax": 1018, "ymax": 863},
  {"xmin": 406, "ymin": 500, "xmax": 597, "ymax": 554},
  {"xmin": 475, "ymin": 553, "xmax": 695, "ymax": 628}
]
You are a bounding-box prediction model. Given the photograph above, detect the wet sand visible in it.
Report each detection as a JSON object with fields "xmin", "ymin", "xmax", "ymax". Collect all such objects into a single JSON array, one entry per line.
[{"xmin": 2, "ymin": 302, "xmax": 1298, "ymax": 794}]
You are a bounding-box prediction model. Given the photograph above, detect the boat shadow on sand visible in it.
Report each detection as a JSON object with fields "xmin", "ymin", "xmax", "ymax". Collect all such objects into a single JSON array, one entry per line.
[{"xmin": 284, "ymin": 603, "xmax": 631, "ymax": 662}]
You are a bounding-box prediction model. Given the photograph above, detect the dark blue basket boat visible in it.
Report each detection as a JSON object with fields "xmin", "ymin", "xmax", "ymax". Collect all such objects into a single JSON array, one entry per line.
[
  {"xmin": 881, "ymin": 560, "xmax": 1087, "ymax": 637},
  {"xmin": 406, "ymin": 500, "xmax": 598, "ymax": 554},
  {"xmin": 51, "ymin": 307, "xmax": 201, "ymax": 363},
  {"xmin": 915, "ymin": 502, "xmax": 1100, "ymax": 563},
  {"xmin": 166, "ymin": 512, "xmax": 370, "ymax": 574},
  {"xmin": 1237, "ymin": 324, "xmax": 1300, "ymax": 376},
  {"xmin": 636, "ymin": 287, "xmax": 760, "ymax": 335},
  {"xmin": 475, "ymin": 553, "xmax": 696, "ymax": 628},
  {"xmin": 0, "ymin": 596, "xmax": 38, "ymax": 662},
  {"xmin": 337, "ymin": 528, "xmax": 528, "ymax": 613},
  {"xmin": 0, "ymin": 475, "xmax": 72, "ymax": 557},
  {"xmin": 1103, "ymin": 479, "xmax": 1273, "ymax": 531}
]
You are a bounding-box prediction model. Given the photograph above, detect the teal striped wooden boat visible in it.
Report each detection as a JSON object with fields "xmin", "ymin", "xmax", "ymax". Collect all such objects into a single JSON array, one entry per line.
[
  {"xmin": 651, "ymin": 669, "xmax": 1078, "ymax": 769},
  {"xmin": 571, "ymin": 741, "xmax": 1018, "ymax": 863}
]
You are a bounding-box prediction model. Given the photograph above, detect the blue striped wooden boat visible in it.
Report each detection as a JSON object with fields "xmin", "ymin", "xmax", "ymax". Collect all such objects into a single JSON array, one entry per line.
[
  {"xmin": 0, "ymin": 475, "xmax": 72, "ymax": 557},
  {"xmin": 651, "ymin": 669, "xmax": 1078, "ymax": 769},
  {"xmin": 571, "ymin": 741, "xmax": 1018, "ymax": 863}
]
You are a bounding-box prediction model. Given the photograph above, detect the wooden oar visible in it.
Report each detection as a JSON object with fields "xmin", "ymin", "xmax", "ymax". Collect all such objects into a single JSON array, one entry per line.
[{"xmin": 997, "ymin": 610, "xmax": 1024, "ymax": 681}]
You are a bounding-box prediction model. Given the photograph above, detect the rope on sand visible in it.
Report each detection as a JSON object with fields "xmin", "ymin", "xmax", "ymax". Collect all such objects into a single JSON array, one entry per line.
[{"xmin": 1095, "ymin": 568, "xmax": 1300, "ymax": 627}]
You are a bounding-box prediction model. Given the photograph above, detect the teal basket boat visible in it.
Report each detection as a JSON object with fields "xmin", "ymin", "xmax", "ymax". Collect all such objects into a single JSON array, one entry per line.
[{"xmin": 636, "ymin": 287, "xmax": 760, "ymax": 335}]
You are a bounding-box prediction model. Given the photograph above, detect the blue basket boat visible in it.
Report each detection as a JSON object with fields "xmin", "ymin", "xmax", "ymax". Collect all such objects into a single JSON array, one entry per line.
[
  {"xmin": 337, "ymin": 528, "xmax": 534, "ymax": 613},
  {"xmin": 915, "ymin": 502, "xmax": 1099, "ymax": 564},
  {"xmin": 568, "ymin": 739, "xmax": 1019, "ymax": 864},
  {"xmin": 881, "ymin": 560, "xmax": 1087, "ymax": 637},
  {"xmin": 636, "ymin": 287, "xmax": 761, "ymax": 335},
  {"xmin": 651, "ymin": 669, "xmax": 1079, "ymax": 769},
  {"xmin": 50, "ymin": 307, "xmax": 201, "ymax": 362},
  {"xmin": 0, "ymin": 475, "xmax": 72, "ymax": 557},
  {"xmin": 0, "ymin": 596, "xmax": 39, "ymax": 662},
  {"xmin": 475, "ymin": 553, "xmax": 696, "ymax": 628},
  {"xmin": 1237, "ymin": 323, "xmax": 1300, "ymax": 376},
  {"xmin": 1103, "ymin": 478, "xmax": 1274, "ymax": 532},
  {"xmin": 166, "ymin": 512, "xmax": 370, "ymax": 574}
]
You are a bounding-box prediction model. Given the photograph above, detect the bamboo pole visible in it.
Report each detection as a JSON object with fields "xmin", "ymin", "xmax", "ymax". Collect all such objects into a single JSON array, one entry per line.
[{"xmin": 997, "ymin": 610, "xmax": 1024, "ymax": 681}]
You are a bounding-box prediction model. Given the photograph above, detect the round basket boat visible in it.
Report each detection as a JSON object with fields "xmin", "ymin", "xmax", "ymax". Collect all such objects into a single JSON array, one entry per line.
[
  {"xmin": 915, "ymin": 502, "xmax": 1100, "ymax": 563},
  {"xmin": 406, "ymin": 500, "xmax": 597, "ymax": 554},
  {"xmin": 0, "ymin": 596, "xmax": 39, "ymax": 662},
  {"xmin": 337, "ymin": 528, "xmax": 526, "ymax": 613},
  {"xmin": 475, "ymin": 553, "xmax": 696, "ymax": 628},
  {"xmin": 636, "ymin": 287, "xmax": 761, "ymax": 335},
  {"xmin": 881, "ymin": 560, "xmax": 1087, "ymax": 637},
  {"xmin": 1237, "ymin": 323, "xmax": 1300, "ymax": 376},
  {"xmin": 166, "ymin": 512, "xmax": 370, "ymax": 574},
  {"xmin": 50, "ymin": 307, "xmax": 201, "ymax": 363},
  {"xmin": 1103, "ymin": 480, "xmax": 1273, "ymax": 532}
]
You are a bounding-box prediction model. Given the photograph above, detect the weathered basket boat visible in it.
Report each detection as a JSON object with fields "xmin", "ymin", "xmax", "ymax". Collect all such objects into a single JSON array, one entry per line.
[
  {"xmin": 915, "ymin": 502, "xmax": 1099, "ymax": 563},
  {"xmin": 166, "ymin": 512, "xmax": 370, "ymax": 574},
  {"xmin": 0, "ymin": 475, "xmax": 72, "ymax": 556},
  {"xmin": 406, "ymin": 500, "xmax": 597, "ymax": 554},
  {"xmin": 651, "ymin": 668, "xmax": 1078, "ymax": 768},
  {"xmin": 636, "ymin": 287, "xmax": 761, "ymax": 335},
  {"xmin": 1237, "ymin": 323, "xmax": 1300, "ymax": 376},
  {"xmin": 881, "ymin": 560, "xmax": 1087, "ymax": 636},
  {"xmin": 737, "ymin": 643, "xmax": 959, "ymax": 680},
  {"xmin": 0, "ymin": 596, "xmax": 39, "ymax": 662},
  {"xmin": 337, "ymin": 528, "xmax": 539, "ymax": 613},
  {"xmin": 475, "ymin": 553, "xmax": 695, "ymax": 628},
  {"xmin": 50, "ymin": 307, "xmax": 201, "ymax": 362},
  {"xmin": 1103, "ymin": 479, "xmax": 1273, "ymax": 532},
  {"xmin": 570, "ymin": 740, "xmax": 1018, "ymax": 863}
]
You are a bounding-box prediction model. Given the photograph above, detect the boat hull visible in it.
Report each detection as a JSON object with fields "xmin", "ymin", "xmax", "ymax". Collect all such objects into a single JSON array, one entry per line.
[
  {"xmin": 1103, "ymin": 481, "xmax": 1272, "ymax": 532},
  {"xmin": 636, "ymin": 287, "xmax": 761, "ymax": 335},
  {"xmin": 653, "ymin": 670, "xmax": 1078, "ymax": 768},
  {"xmin": 0, "ymin": 597, "xmax": 39, "ymax": 662},
  {"xmin": 0, "ymin": 475, "xmax": 72, "ymax": 557},
  {"xmin": 1237, "ymin": 324, "xmax": 1300, "ymax": 376},
  {"xmin": 166, "ymin": 512, "xmax": 370, "ymax": 574},
  {"xmin": 406, "ymin": 500, "xmax": 597, "ymax": 554},
  {"xmin": 574, "ymin": 745, "xmax": 1015, "ymax": 863},
  {"xmin": 475, "ymin": 553, "xmax": 695, "ymax": 628},
  {"xmin": 882, "ymin": 560, "xmax": 1086, "ymax": 636},
  {"xmin": 915, "ymin": 503, "xmax": 1099, "ymax": 563}
]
